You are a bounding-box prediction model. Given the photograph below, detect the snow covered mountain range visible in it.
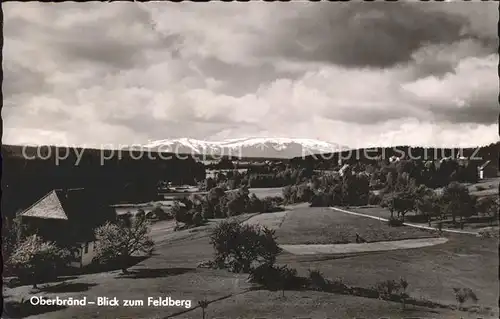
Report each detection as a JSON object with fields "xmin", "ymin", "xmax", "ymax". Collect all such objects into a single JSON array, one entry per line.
[{"xmin": 143, "ymin": 137, "xmax": 348, "ymax": 159}]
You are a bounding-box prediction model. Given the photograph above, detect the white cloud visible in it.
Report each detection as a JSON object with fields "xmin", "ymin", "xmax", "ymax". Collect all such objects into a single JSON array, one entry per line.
[{"xmin": 3, "ymin": 2, "xmax": 498, "ymax": 148}]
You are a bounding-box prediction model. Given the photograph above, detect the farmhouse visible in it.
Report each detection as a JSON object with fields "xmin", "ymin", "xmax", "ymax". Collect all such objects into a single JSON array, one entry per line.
[
  {"xmin": 478, "ymin": 160, "xmax": 499, "ymax": 179},
  {"xmin": 18, "ymin": 188, "xmax": 116, "ymax": 268}
]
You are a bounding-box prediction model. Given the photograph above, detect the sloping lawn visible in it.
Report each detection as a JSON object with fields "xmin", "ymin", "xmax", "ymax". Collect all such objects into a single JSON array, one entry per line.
[
  {"xmin": 280, "ymin": 233, "xmax": 499, "ymax": 312},
  {"xmin": 201, "ymin": 290, "xmax": 481, "ymax": 319},
  {"xmin": 3, "ymin": 235, "xmax": 253, "ymax": 319},
  {"xmin": 275, "ymin": 207, "xmax": 437, "ymax": 245}
]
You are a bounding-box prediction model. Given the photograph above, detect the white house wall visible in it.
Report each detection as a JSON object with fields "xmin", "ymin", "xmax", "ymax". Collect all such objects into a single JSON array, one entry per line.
[{"xmin": 73, "ymin": 241, "xmax": 99, "ymax": 267}]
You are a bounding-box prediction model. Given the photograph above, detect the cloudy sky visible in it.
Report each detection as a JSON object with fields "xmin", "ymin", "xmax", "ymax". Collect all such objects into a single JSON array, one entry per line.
[{"xmin": 3, "ymin": 1, "xmax": 499, "ymax": 149}]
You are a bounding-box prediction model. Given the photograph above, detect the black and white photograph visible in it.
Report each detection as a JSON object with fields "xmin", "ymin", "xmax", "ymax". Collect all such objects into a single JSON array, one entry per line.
[{"xmin": 2, "ymin": 1, "xmax": 499, "ymax": 318}]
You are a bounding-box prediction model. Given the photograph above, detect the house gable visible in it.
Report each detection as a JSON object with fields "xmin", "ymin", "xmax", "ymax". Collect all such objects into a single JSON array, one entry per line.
[
  {"xmin": 19, "ymin": 190, "xmax": 68, "ymax": 220},
  {"xmin": 19, "ymin": 188, "xmax": 116, "ymax": 245}
]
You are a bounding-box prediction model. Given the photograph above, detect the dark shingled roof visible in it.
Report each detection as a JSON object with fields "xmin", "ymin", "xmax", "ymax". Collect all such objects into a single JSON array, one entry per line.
[
  {"xmin": 19, "ymin": 188, "xmax": 117, "ymax": 243},
  {"xmin": 20, "ymin": 190, "xmax": 69, "ymax": 220}
]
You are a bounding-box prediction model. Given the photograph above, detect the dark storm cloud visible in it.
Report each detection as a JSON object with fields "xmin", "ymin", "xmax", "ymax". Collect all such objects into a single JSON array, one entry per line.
[
  {"xmin": 266, "ymin": 2, "xmax": 496, "ymax": 69},
  {"xmin": 428, "ymin": 101, "xmax": 499, "ymax": 126},
  {"xmin": 197, "ymin": 58, "xmax": 303, "ymax": 96},
  {"xmin": 4, "ymin": 2, "xmax": 175, "ymax": 72}
]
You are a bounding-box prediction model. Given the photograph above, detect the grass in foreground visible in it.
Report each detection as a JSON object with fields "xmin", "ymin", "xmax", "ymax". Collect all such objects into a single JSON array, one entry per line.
[
  {"xmin": 203, "ymin": 290, "xmax": 493, "ymax": 319},
  {"xmin": 3, "ymin": 206, "xmax": 497, "ymax": 319},
  {"xmin": 280, "ymin": 233, "xmax": 498, "ymax": 311}
]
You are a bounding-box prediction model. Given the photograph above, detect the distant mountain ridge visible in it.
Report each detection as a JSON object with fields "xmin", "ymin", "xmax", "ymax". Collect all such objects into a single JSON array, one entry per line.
[{"xmin": 143, "ymin": 137, "xmax": 348, "ymax": 159}]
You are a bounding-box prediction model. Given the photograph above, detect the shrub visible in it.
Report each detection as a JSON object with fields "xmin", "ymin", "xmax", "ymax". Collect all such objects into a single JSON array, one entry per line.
[
  {"xmin": 191, "ymin": 212, "xmax": 204, "ymax": 226},
  {"xmin": 172, "ymin": 201, "xmax": 191, "ymax": 224},
  {"xmin": 209, "ymin": 221, "xmax": 282, "ymax": 273},
  {"xmin": 198, "ymin": 298, "xmax": 209, "ymax": 319},
  {"xmin": 375, "ymin": 279, "xmax": 401, "ymax": 300},
  {"xmin": 399, "ymin": 277, "xmax": 409, "ymax": 309},
  {"xmin": 261, "ymin": 196, "xmax": 284, "ymax": 212},
  {"xmin": 478, "ymin": 227, "xmax": 499, "ymax": 239},
  {"xmin": 7, "ymin": 235, "xmax": 71, "ymax": 288},
  {"xmin": 248, "ymin": 264, "xmax": 301, "ymax": 296},
  {"xmin": 475, "ymin": 197, "xmax": 499, "ymax": 225},
  {"xmin": 308, "ymin": 269, "xmax": 330, "ymax": 291},
  {"xmin": 368, "ymin": 193, "xmax": 382, "ymax": 205},
  {"xmin": 136, "ymin": 209, "xmax": 146, "ymax": 220},
  {"xmin": 248, "ymin": 263, "xmax": 279, "ymax": 287},
  {"xmin": 387, "ymin": 216, "xmax": 404, "ymax": 227},
  {"xmin": 151, "ymin": 207, "xmax": 171, "ymax": 220},
  {"xmin": 329, "ymin": 277, "xmax": 349, "ymax": 293},
  {"xmin": 453, "ymin": 287, "xmax": 479, "ymax": 310},
  {"xmin": 475, "ymin": 185, "xmax": 486, "ymax": 191}
]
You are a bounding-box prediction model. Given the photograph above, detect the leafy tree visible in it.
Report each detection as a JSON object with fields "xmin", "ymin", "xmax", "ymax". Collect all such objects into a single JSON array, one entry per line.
[
  {"xmin": 94, "ymin": 216, "xmax": 154, "ymax": 274},
  {"xmin": 192, "ymin": 211, "xmax": 204, "ymax": 226},
  {"xmin": 2, "ymin": 216, "xmax": 24, "ymax": 263},
  {"xmin": 7, "ymin": 235, "xmax": 71, "ymax": 288},
  {"xmin": 209, "ymin": 220, "xmax": 282, "ymax": 273},
  {"xmin": 198, "ymin": 298, "xmax": 209, "ymax": 319},
  {"xmin": 382, "ymin": 190, "xmax": 415, "ymax": 221},
  {"xmin": 151, "ymin": 206, "xmax": 170, "ymax": 220},
  {"xmin": 205, "ymin": 177, "xmax": 216, "ymax": 191},
  {"xmin": 385, "ymin": 171, "xmax": 396, "ymax": 192},
  {"xmin": 415, "ymin": 187, "xmax": 441, "ymax": 226},
  {"xmin": 442, "ymin": 182, "xmax": 474, "ymax": 228},
  {"xmin": 226, "ymin": 193, "xmax": 247, "ymax": 217},
  {"xmin": 136, "ymin": 209, "xmax": 146, "ymax": 220},
  {"xmin": 296, "ymin": 184, "xmax": 314, "ymax": 203},
  {"xmin": 282, "ymin": 185, "xmax": 294, "ymax": 204},
  {"xmin": 172, "ymin": 201, "xmax": 191, "ymax": 224},
  {"xmin": 248, "ymin": 193, "xmax": 264, "ymax": 213},
  {"xmin": 201, "ymin": 200, "xmax": 214, "ymax": 219},
  {"xmin": 475, "ymin": 196, "xmax": 499, "ymax": 225}
]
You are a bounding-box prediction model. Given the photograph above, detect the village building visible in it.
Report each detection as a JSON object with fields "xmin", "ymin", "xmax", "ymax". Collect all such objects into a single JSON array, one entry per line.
[
  {"xmin": 478, "ymin": 160, "xmax": 499, "ymax": 180},
  {"xmin": 338, "ymin": 164, "xmax": 350, "ymax": 177},
  {"xmin": 18, "ymin": 188, "xmax": 116, "ymax": 268},
  {"xmin": 389, "ymin": 156, "xmax": 401, "ymax": 163}
]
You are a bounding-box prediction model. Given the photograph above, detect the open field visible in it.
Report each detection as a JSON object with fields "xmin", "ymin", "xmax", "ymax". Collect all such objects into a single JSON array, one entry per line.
[
  {"xmin": 4, "ymin": 205, "xmax": 498, "ymax": 319},
  {"xmin": 226, "ymin": 187, "xmax": 283, "ymax": 199},
  {"xmin": 248, "ymin": 187, "xmax": 283, "ymax": 198},
  {"xmin": 115, "ymin": 186, "xmax": 284, "ymax": 215},
  {"xmin": 274, "ymin": 206, "xmax": 438, "ymax": 245},
  {"xmin": 468, "ymin": 177, "xmax": 499, "ymax": 197},
  {"xmin": 280, "ymin": 237, "xmax": 449, "ymax": 255}
]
